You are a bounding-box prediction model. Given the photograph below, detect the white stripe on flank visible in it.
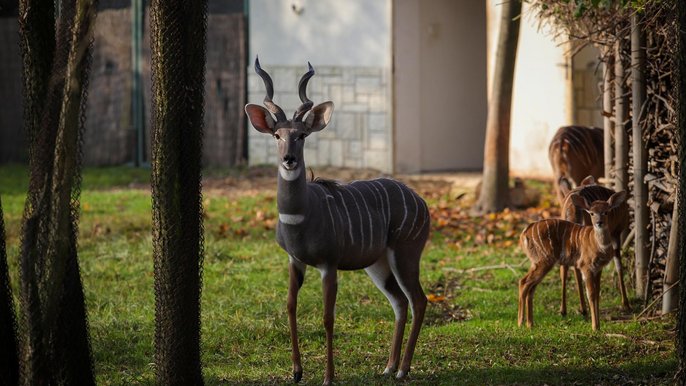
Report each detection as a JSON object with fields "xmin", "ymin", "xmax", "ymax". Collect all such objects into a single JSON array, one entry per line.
[
  {"xmin": 377, "ymin": 181, "xmax": 392, "ymax": 229},
  {"xmin": 345, "ymin": 188, "xmax": 365, "ymax": 254},
  {"xmin": 336, "ymin": 191, "xmax": 355, "ymax": 244},
  {"xmin": 407, "ymin": 190, "xmax": 419, "ymax": 238},
  {"xmin": 279, "ymin": 213, "xmax": 305, "ymax": 225},
  {"xmin": 370, "ymin": 181, "xmax": 386, "ymax": 227},
  {"xmin": 313, "ymin": 184, "xmax": 337, "ymax": 238},
  {"xmin": 412, "ymin": 198, "xmax": 428, "ymax": 240},
  {"xmin": 279, "ymin": 165, "xmax": 302, "ymax": 181},
  {"xmin": 351, "ymin": 185, "xmax": 374, "ymax": 252},
  {"xmin": 390, "ymin": 180, "xmax": 409, "ymax": 236}
]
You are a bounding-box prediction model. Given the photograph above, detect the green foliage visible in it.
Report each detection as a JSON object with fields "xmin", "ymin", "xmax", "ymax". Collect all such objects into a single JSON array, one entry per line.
[{"xmin": 0, "ymin": 166, "xmax": 677, "ymax": 385}]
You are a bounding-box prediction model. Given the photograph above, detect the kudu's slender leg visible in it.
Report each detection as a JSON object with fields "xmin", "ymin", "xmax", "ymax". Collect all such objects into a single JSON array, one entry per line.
[
  {"xmin": 388, "ymin": 247, "xmax": 426, "ymax": 380},
  {"xmin": 320, "ymin": 267, "xmax": 338, "ymax": 386},
  {"xmin": 559, "ymin": 265, "xmax": 568, "ymax": 316},
  {"xmin": 365, "ymin": 257, "xmax": 408, "ymax": 376},
  {"xmin": 583, "ymin": 269, "xmax": 601, "ymax": 331},
  {"xmin": 573, "ymin": 267, "xmax": 588, "ymax": 316},
  {"xmin": 287, "ymin": 257, "xmax": 306, "ymax": 383},
  {"xmin": 612, "ymin": 236, "xmax": 631, "ymax": 311}
]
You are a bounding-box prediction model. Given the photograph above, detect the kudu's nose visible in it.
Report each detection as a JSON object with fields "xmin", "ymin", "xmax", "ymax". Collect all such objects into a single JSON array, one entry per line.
[{"xmin": 282, "ymin": 155, "xmax": 298, "ymax": 170}]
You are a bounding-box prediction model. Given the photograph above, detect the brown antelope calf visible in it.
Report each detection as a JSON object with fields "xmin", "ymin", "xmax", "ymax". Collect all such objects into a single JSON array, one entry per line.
[
  {"xmin": 558, "ymin": 176, "xmax": 631, "ymax": 316},
  {"xmin": 245, "ymin": 58, "xmax": 430, "ymax": 385},
  {"xmin": 548, "ymin": 125, "xmax": 604, "ymax": 205},
  {"xmin": 518, "ymin": 190, "xmax": 627, "ymax": 331}
]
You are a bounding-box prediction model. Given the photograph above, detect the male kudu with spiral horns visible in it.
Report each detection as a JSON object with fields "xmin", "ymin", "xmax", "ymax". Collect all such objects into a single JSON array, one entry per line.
[{"xmin": 245, "ymin": 57, "xmax": 430, "ymax": 385}]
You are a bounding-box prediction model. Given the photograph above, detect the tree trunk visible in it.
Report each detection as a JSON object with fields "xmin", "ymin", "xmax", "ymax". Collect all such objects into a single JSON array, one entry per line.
[
  {"xmin": 664, "ymin": 191, "xmax": 679, "ymax": 314},
  {"xmin": 477, "ymin": 0, "xmax": 521, "ymax": 213},
  {"xmin": 631, "ymin": 14, "xmax": 650, "ymax": 303},
  {"xmin": 150, "ymin": 0, "xmax": 207, "ymax": 384},
  {"xmin": 676, "ymin": 0, "xmax": 686, "ymax": 383},
  {"xmin": 0, "ymin": 196, "xmax": 19, "ymax": 386},
  {"xmin": 603, "ymin": 51, "xmax": 615, "ymax": 187},
  {"xmin": 17, "ymin": 0, "xmax": 97, "ymax": 383}
]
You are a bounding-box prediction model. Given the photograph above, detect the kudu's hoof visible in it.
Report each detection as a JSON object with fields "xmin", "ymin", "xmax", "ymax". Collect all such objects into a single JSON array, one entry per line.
[
  {"xmin": 382, "ymin": 366, "xmax": 395, "ymax": 376},
  {"xmin": 396, "ymin": 370, "xmax": 408, "ymax": 380},
  {"xmin": 293, "ymin": 370, "xmax": 302, "ymax": 383}
]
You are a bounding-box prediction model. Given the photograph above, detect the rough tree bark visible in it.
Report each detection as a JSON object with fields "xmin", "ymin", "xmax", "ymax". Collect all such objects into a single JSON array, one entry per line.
[
  {"xmin": 0, "ymin": 196, "xmax": 19, "ymax": 386},
  {"xmin": 150, "ymin": 0, "xmax": 207, "ymax": 384},
  {"xmin": 476, "ymin": 0, "xmax": 521, "ymax": 213},
  {"xmin": 676, "ymin": 0, "xmax": 686, "ymax": 383},
  {"xmin": 664, "ymin": 191, "xmax": 679, "ymax": 314},
  {"xmin": 631, "ymin": 14, "xmax": 650, "ymax": 303},
  {"xmin": 17, "ymin": 0, "xmax": 97, "ymax": 383},
  {"xmin": 603, "ymin": 51, "xmax": 615, "ymax": 187}
]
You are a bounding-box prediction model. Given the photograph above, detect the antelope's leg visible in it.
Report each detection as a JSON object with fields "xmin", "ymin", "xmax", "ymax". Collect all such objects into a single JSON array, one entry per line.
[
  {"xmin": 583, "ymin": 269, "xmax": 600, "ymax": 331},
  {"xmin": 522, "ymin": 263, "xmax": 554, "ymax": 328},
  {"xmin": 559, "ymin": 265, "xmax": 568, "ymax": 316},
  {"xmin": 612, "ymin": 243, "xmax": 631, "ymax": 311},
  {"xmin": 365, "ymin": 257, "xmax": 408, "ymax": 376},
  {"xmin": 573, "ymin": 267, "xmax": 587, "ymax": 316},
  {"xmin": 287, "ymin": 257, "xmax": 307, "ymax": 383},
  {"xmin": 321, "ymin": 267, "xmax": 338, "ymax": 386},
  {"xmin": 388, "ymin": 247, "xmax": 427, "ymax": 380},
  {"xmin": 518, "ymin": 270, "xmax": 534, "ymax": 327}
]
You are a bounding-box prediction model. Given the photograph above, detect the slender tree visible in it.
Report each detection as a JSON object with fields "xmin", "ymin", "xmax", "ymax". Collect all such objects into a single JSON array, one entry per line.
[
  {"xmin": 150, "ymin": 0, "xmax": 207, "ymax": 383},
  {"xmin": 676, "ymin": 0, "xmax": 686, "ymax": 383},
  {"xmin": 17, "ymin": 0, "xmax": 97, "ymax": 383},
  {"xmin": 0, "ymin": 196, "xmax": 19, "ymax": 386},
  {"xmin": 477, "ymin": 0, "xmax": 522, "ymax": 213}
]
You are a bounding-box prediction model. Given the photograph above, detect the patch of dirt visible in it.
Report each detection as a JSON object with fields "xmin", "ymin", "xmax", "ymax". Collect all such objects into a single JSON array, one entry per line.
[{"xmin": 424, "ymin": 273, "xmax": 472, "ymax": 325}]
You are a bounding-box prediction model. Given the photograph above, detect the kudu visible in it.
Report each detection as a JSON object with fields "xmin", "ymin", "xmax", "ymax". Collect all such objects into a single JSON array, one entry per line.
[
  {"xmin": 518, "ymin": 190, "xmax": 627, "ymax": 331},
  {"xmin": 245, "ymin": 57, "xmax": 430, "ymax": 385},
  {"xmin": 548, "ymin": 125, "xmax": 604, "ymax": 205},
  {"xmin": 558, "ymin": 176, "xmax": 631, "ymax": 316}
]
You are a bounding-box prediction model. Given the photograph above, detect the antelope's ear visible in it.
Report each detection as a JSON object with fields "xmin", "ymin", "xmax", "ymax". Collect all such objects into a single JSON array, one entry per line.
[
  {"xmin": 304, "ymin": 101, "xmax": 334, "ymax": 133},
  {"xmin": 245, "ymin": 104, "xmax": 275, "ymax": 134},
  {"xmin": 558, "ymin": 177, "xmax": 572, "ymax": 198},
  {"xmin": 608, "ymin": 190, "xmax": 627, "ymax": 209},
  {"xmin": 580, "ymin": 175, "xmax": 596, "ymax": 186},
  {"xmin": 570, "ymin": 193, "xmax": 590, "ymax": 212}
]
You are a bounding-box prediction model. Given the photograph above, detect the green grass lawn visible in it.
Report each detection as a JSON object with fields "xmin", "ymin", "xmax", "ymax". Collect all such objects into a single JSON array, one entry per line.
[{"xmin": 0, "ymin": 165, "xmax": 677, "ymax": 385}]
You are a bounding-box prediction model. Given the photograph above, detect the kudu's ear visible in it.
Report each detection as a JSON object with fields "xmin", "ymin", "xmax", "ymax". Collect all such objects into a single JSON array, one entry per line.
[
  {"xmin": 608, "ymin": 190, "xmax": 627, "ymax": 209},
  {"xmin": 245, "ymin": 104, "xmax": 275, "ymax": 134},
  {"xmin": 580, "ymin": 175, "xmax": 596, "ymax": 186},
  {"xmin": 558, "ymin": 177, "xmax": 572, "ymax": 198},
  {"xmin": 571, "ymin": 193, "xmax": 590, "ymax": 212},
  {"xmin": 304, "ymin": 101, "xmax": 334, "ymax": 133}
]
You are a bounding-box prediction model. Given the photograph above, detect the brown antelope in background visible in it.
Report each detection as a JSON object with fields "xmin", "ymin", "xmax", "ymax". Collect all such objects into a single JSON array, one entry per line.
[
  {"xmin": 245, "ymin": 57, "xmax": 430, "ymax": 385},
  {"xmin": 558, "ymin": 176, "xmax": 631, "ymax": 316},
  {"xmin": 518, "ymin": 190, "xmax": 627, "ymax": 331},
  {"xmin": 548, "ymin": 126, "xmax": 604, "ymax": 205}
]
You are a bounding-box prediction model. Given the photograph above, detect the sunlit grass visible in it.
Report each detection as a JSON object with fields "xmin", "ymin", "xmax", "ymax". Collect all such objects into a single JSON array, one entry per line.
[{"xmin": 0, "ymin": 165, "xmax": 677, "ymax": 385}]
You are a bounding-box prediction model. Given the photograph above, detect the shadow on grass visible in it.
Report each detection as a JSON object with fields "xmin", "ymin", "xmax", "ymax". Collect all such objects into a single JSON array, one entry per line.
[{"xmin": 204, "ymin": 360, "xmax": 678, "ymax": 385}]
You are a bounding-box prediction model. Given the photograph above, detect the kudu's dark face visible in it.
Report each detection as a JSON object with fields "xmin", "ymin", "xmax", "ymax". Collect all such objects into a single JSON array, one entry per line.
[
  {"xmin": 273, "ymin": 123, "xmax": 308, "ymax": 171},
  {"xmin": 245, "ymin": 57, "xmax": 334, "ymax": 176}
]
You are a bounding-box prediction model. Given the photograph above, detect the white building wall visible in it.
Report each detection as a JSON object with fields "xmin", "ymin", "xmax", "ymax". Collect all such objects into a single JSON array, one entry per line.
[
  {"xmin": 247, "ymin": 0, "xmax": 393, "ymax": 172},
  {"xmin": 487, "ymin": 0, "xmax": 572, "ymax": 177}
]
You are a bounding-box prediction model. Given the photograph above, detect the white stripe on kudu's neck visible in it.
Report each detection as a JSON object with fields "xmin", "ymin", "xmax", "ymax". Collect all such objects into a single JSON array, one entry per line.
[{"xmin": 279, "ymin": 213, "xmax": 305, "ymax": 225}]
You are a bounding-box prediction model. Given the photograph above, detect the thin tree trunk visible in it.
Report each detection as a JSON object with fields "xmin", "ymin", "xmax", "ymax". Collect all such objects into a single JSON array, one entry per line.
[
  {"xmin": 477, "ymin": 0, "xmax": 521, "ymax": 213},
  {"xmin": 17, "ymin": 0, "xmax": 97, "ymax": 383},
  {"xmin": 150, "ymin": 0, "xmax": 207, "ymax": 383},
  {"xmin": 631, "ymin": 14, "xmax": 650, "ymax": 303},
  {"xmin": 603, "ymin": 51, "xmax": 615, "ymax": 188},
  {"xmin": 664, "ymin": 191, "xmax": 679, "ymax": 314},
  {"xmin": 0, "ymin": 196, "xmax": 19, "ymax": 386},
  {"xmin": 676, "ymin": 0, "xmax": 686, "ymax": 383}
]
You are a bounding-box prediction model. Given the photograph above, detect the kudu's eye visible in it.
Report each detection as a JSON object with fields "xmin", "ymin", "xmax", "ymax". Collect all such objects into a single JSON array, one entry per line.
[{"xmin": 273, "ymin": 134, "xmax": 280, "ymax": 140}]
